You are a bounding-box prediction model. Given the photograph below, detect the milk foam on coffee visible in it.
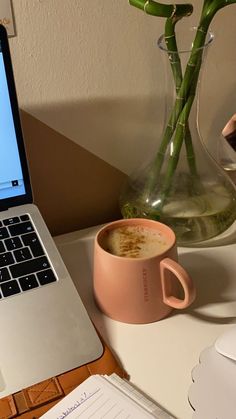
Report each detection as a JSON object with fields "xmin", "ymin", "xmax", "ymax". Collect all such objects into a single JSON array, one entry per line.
[{"xmin": 102, "ymin": 225, "xmax": 170, "ymax": 258}]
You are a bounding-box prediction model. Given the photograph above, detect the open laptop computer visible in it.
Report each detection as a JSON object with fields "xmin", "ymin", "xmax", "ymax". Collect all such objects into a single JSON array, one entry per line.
[{"xmin": 0, "ymin": 24, "xmax": 103, "ymax": 398}]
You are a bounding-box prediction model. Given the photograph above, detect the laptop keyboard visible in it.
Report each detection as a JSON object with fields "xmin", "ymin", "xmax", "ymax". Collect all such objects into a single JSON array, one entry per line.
[{"xmin": 0, "ymin": 214, "xmax": 57, "ymax": 299}]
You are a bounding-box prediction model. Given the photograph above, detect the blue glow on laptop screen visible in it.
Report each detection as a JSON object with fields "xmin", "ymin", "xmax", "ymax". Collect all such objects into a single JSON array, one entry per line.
[{"xmin": 0, "ymin": 52, "xmax": 25, "ymax": 199}]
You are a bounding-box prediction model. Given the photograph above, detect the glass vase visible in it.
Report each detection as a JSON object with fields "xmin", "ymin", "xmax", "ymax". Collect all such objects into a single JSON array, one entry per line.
[{"xmin": 120, "ymin": 29, "xmax": 236, "ymax": 245}]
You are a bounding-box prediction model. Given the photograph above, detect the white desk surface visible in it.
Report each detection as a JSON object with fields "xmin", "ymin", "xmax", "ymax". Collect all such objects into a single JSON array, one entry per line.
[{"xmin": 54, "ymin": 223, "xmax": 236, "ymax": 419}]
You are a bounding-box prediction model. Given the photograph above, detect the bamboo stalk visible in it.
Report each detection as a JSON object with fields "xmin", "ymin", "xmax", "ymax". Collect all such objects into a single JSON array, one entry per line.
[
  {"xmin": 158, "ymin": 60, "xmax": 201, "ymax": 202},
  {"xmin": 163, "ymin": 18, "xmax": 198, "ymax": 177},
  {"xmin": 144, "ymin": 22, "xmax": 211, "ymax": 201},
  {"xmin": 143, "ymin": 17, "xmax": 182, "ymax": 194},
  {"xmin": 129, "ymin": 0, "xmax": 193, "ymax": 18}
]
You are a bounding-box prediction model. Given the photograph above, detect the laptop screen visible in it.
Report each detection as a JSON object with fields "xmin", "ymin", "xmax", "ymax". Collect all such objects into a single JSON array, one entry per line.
[
  {"xmin": 0, "ymin": 52, "xmax": 25, "ymax": 199},
  {"xmin": 0, "ymin": 25, "xmax": 32, "ymax": 209}
]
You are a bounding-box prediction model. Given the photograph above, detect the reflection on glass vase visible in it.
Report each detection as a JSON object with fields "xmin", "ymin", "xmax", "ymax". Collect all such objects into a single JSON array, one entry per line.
[
  {"xmin": 218, "ymin": 114, "xmax": 236, "ymax": 185},
  {"xmin": 120, "ymin": 29, "xmax": 236, "ymax": 246}
]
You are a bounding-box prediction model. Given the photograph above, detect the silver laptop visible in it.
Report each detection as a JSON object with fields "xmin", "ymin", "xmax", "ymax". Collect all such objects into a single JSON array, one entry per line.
[{"xmin": 0, "ymin": 25, "xmax": 103, "ymax": 398}]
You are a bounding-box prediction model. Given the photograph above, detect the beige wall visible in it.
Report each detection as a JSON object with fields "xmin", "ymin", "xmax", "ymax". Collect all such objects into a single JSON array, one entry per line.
[{"xmin": 6, "ymin": 1, "xmax": 236, "ymax": 232}]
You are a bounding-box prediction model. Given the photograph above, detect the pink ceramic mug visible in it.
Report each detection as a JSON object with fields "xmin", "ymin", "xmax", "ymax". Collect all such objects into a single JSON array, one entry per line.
[{"xmin": 93, "ymin": 218, "xmax": 196, "ymax": 324}]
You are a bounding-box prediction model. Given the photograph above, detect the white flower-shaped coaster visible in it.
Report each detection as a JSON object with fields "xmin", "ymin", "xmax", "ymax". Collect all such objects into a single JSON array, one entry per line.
[{"xmin": 188, "ymin": 345, "xmax": 236, "ymax": 419}]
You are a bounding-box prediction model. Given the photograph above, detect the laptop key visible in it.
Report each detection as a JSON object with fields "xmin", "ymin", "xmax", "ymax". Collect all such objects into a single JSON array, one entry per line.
[
  {"xmin": 0, "ymin": 268, "xmax": 11, "ymax": 282},
  {"xmin": 8, "ymin": 221, "xmax": 34, "ymax": 237},
  {"xmin": 3, "ymin": 217, "xmax": 20, "ymax": 226},
  {"xmin": 5, "ymin": 236, "xmax": 22, "ymax": 251},
  {"xmin": 1, "ymin": 280, "xmax": 21, "ymax": 297},
  {"xmin": 21, "ymin": 232, "xmax": 44, "ymax": 257},
  {"xmin": 19, "ymin": 274, "xmax": 39, "ymax": 291},
  {"xmin": 37, "ymin": 269, "xmax": 57, "ymax": 285},
  {"xmin": 9, "ymin": 256, "xmax": 50, "ymax": 278},
  {"xmin": 0, "ymin": 227, "xmax": 9, "ymax": 240},
  {"xmin": 20, "ymin": 214, "xmax": 29, "ymax": 222},
  {"xmin": 0, "ymin": 252, "xmax": 15, "ymax": 267},
  {"xmin": 0, "ymin": 241, "xmax": 5, "ymax": 253},
  {"xmin": 13, "ymin": 247, "xmax": 32, "ymax": 262}
]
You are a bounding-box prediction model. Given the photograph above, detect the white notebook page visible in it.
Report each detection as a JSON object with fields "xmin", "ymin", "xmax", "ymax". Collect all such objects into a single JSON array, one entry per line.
[{"xmin": 40, "ymin": 374, "xmax": 164, "ymax": 419}]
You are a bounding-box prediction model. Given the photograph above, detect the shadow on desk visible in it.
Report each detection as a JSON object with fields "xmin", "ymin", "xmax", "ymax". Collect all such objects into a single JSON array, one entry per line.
[{"xmin": 180, "ymin": 251, "xmax": 236, "ymax": 325}]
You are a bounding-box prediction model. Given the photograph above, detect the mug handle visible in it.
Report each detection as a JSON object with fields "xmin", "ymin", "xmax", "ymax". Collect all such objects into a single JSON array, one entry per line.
[{"xmin": 160, "ymin": 258, "xmax": 196, "ymax": 309}]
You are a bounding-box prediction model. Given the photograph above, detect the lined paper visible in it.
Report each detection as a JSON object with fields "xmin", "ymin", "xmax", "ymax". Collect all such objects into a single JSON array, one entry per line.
[{"xmin": 40, "ymin": 374, "xmax": 174, "ymax": 419}]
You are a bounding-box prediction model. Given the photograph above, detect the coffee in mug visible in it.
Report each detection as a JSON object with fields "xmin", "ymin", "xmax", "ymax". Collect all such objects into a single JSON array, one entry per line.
[
  {"xmin": 93, "ymin": 218, "xmax": 196, "ymax": 324},
  {"xmin": 101, "ymin": 225, "xmax": 171, "ymax": 258}
]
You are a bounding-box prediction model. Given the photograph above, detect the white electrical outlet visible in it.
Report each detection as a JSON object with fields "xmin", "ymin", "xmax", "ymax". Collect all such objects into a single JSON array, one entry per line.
[{"xmin": 0, "ymin": 0, "xmax": 15, "ymax": 37}]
